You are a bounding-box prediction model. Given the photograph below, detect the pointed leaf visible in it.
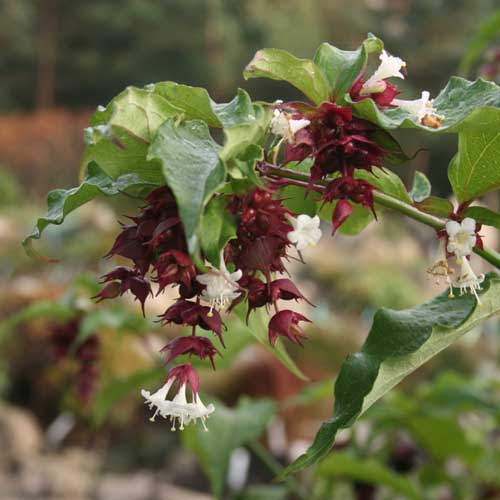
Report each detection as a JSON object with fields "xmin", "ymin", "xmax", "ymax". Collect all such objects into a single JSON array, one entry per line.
[
  {"xmin": 244, "ymin": 48, "xmax": 330, "ymax": 104},
  {"xmin": 314, "ymin": 34, "xmax": 383, "ymax": 102},
  {"xmin": 281, "ymin": 273, "xmax": 500, "ymax": 476}
]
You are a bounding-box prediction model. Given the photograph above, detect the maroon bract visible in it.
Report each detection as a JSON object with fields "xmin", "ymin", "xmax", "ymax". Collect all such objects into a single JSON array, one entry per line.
[
  {"xmin": 268, "ymin": 310, "xmax": 311, "ymax": 347},
  {"xmin": 167, "ymin": 364, "xmax": 200, "ymax": 397},
  {"xmin": 161, "ymin": 336, "xmax": 220, "ymax": 369},
  {"xmin": 154, "ymin": 249, "xmax": 197, "ymax": 294},
  {"xmin": 350, "ymin": 75, "xmax": 400, "ymax": 107},
  {"xmin": 94, "ymin": 266, "xmax": 152, "ymax": 315},
  {"xmin": 159, "ymin": 300, "xmax": 224, "ymax": 346}
]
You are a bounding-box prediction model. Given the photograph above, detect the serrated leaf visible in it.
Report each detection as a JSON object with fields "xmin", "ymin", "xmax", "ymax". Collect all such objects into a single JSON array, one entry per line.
[
  {"xmin": 23, "ymin": 163, "xmax": 157, "ymax": 260},
  {"xmin": 148, "ymin": 119, "xmax": 225, "ymax": 254},
  {"xmin": 463, "ymin": 206, "xmax": 500, "ymax": 229},
  {"xmin": 317, "ymin": 451, "xmax": 421, "ymax": 500},
  {"xmin": 200, "ymin": 195, "xmax": 237, "ymax": 266},
  {"xmin": 414, "ymin": 196, "xmax": 454, "ymax": 218},
  {"xmin": 182, "ymin": 398, "xmax": 276, "ymax": 500},
  {"xmin": 244, "ymin": 48, "xmax": 330, "ymax": 104},
  {"xmin": 314, "ymin": 34, "xmax": 383, "ymax": 103},
  {"xmin": 410, "ymin": 171, "xmax": 432, "ymax": 202},
  {"xmin": 281, "ymin": 273, "xmax": 500, "ymax": 476}
]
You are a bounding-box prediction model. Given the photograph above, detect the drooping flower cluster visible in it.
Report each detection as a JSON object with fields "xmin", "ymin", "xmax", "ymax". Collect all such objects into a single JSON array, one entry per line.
[
  {"xmin": 428, "ymin": 217, "xmax": 484, "ymax": 302},
  {"xmin": 49, "ymin": 317, "xmax": 99, "ymax": 402},
  {"xmin": 226, "ymin": 187, "xmax": 319, "ymax": 344},
  {"xmin": 93, "ymin": 185, "xmax": 321, "ymax": 430},
  {"xmin": 271, "ymin": 101, "xmax": 385, "ymax": 233}
]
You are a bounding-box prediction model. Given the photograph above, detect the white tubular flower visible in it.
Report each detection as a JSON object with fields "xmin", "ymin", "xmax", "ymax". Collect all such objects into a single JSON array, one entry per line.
[
  {"xmin": 270, "ymin": 109, "xmax": 310, "ymax": 143},
  {"xmin": 427, "ymin": 239, "xmax": 455, "ymax": 298},
  {"xmin": 452, "ymin": 258, "xmax": 485, "ymax": 304},
  {"xmin": 361, "ymin": 50, "xmax": 406, "ymax": 94},
  {"xmin": 392, "ymin": 91, "xmax": 442, "ymax": 123},
  {"xmin": 196, "ymin": 254, "xmax": 242, "ymax": 311},
  {"xmin": 286, "ymin": 214, "xmax": 322, "ymax": 251},
  {"xmin": 445, "ymin": 218, "xmax": 477, "ymax": 259},
  {"xmin": 141, "ymin": 380, "xmax": 215, "ymax": 431}
]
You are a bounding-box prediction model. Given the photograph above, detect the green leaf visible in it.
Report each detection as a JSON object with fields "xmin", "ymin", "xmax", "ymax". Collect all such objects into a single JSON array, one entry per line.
[
  {"xmin": 83, "ymin": 86, "xmax": 182, "ymax": 182},
  {"xmin": 319, "ymin": 167, "xmax": 411, "ymax": 236},
  {"xmin": 410, "ymin": 171, "xmax": 432, "ymax": 202},
  {"xmin": 220, "ymin": 104, "xmax": 272, "ymax": 161},
  {"xmin": 148, "ymin": 118, "xmax": 225, "ymax": 254},
  {"xmin": 448, "ymin": 106, "xmax": 500, "ymax": 202},
  {"xmin": 212, "ymin": 88, "xmax": 255, "ymax": 128},
  {"xmin": 463, "ymin": 206, "xmax": 500, "ymax": 229},
  {"xmin": 414, "ymin": 196, "xmax": 454, "ymax": 218},
  {"xmin": 151, "ymin": 82, "xmax": 222, "ymax": 127},
  {"xmin": 182, "ymin": 398, "xmax": 276, "ymax": 500},
  {"xmin": 313, "ymin": 34, "xmax": 383, "ymax": 102},
  {"xmin": 281, "ymin": 273, "xmax": 500, "ymax": 476},
  {"xmin": 23, "ymin": 163, "xmax": 157, "ymax": 260},
  {"xmin": 351, "ymin": 77, "xmax": 500, "ymax": 132},
  {"xmin": 317, "ymin": 451, "xmax": 421, "ymax": 500},
  {"xmin": 200, "ymin": 195, "xmax": 237, "ymax": 266},
  {"xmin": 243, "ymin": 48, "xmax": 330, "ymax": 104},
  {"xmin": 358, "ymin": 167, "xmax": 412, "ymax": 203},
  {"xmin": 231, "ymin": 144, "xmax": 264, "ymax": 189}
]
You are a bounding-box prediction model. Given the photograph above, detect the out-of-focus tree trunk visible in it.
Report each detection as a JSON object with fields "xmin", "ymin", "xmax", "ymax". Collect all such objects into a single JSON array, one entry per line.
[{"xmin": 36, "ymin": 0, "xmax": 57, "ymax": 110}]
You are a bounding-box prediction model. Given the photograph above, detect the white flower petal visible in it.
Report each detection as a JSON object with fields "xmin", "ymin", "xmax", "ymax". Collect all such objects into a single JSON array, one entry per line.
[
  {"xmin": 286, "ymin": 214, "xmax": 322, "ymax": 251},
  {"xmin": 461, "ymin": 218, "xmax": 476, "ymax": 233},
  {"xmin": 445, "ymin": 220, "xmax": 461, "ymax": 237}
]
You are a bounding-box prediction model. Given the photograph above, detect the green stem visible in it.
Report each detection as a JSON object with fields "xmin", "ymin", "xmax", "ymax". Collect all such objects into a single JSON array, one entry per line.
[{"xmin": 259, "ymin": 164, "xmax": 500, "ymax": 270}]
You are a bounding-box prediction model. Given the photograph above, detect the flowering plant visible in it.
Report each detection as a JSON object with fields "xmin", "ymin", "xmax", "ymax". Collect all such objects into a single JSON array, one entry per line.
[{"xmin": 24, "ymin": 34, "xmax": 500, "ymax": 478}]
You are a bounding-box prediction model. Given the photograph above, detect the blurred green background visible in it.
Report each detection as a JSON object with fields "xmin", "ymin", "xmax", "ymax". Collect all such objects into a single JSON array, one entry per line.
[{"xmin": 0, "ymin": 1, "xmax": 499, "ymax": 499}]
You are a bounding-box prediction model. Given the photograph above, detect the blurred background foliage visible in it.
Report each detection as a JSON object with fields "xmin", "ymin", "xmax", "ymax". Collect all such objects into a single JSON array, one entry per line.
[{"xmin": 0, "ymin": 1, "xmax": 499, "ymax": 499}]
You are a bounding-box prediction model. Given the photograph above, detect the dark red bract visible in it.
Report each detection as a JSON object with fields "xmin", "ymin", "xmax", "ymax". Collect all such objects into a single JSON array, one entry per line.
[
  {"xmin": 268, "ymin": 310, "xmax": 311, "ymax": 347},
  {"xmin": 167, "ymin": 364, "xmax": 200, "ymax": 397},
  {"xmin": 161, "ymin": 336, "xmax": 220, "ymax": 369}
]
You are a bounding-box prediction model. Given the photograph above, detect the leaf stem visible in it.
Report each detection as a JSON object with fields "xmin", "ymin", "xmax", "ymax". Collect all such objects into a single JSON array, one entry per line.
[{"xmin": 258, "ymin": 163, "xmax": 500, "ymax": 270}]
